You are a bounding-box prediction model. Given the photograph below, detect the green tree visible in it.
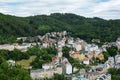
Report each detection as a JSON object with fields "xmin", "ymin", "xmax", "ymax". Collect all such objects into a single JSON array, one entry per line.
[
  {"xmin": 62, "ymin": 46, "xmax": 71, "ymax": 58},
  {"xmin": 106, "ymin": 46, "xmax": 118, "ymax": 57}
]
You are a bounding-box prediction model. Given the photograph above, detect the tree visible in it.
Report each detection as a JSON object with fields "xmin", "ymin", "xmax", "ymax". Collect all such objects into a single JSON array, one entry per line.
[
  {"xmin": 108, "ymin": 68, "xmax": 120, "ymax": 80},
  {"xmin": 62, "ymin": 46, "xmax": 71, "ymax": 58},
  {"xmin": 0, "ymin": 62, "xmax": 32, "ymax": 80},
  {"xmin": 0, "ymin": 56, "xmax": 5, "ymax": 64},
  {"xmin": 106, "ymin": 46, "xmax": 118, "ymax": 57},
  {"xmin": 30, "ymin": 47, "xmax": 56, "ymax": 69},
  {"xmin": 103, "ymin": 51, "xmax": 110, "ymax": 61}
]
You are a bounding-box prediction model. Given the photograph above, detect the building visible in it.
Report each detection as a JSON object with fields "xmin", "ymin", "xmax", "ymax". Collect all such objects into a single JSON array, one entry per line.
[
  {"xmin": 30, "ymin": 69, "xmax": 54, "ymax": 80},
  {"xmin": 85, "ymin": 44, "xmax": 98, "ymax": 52},
  {"xmin": 62, "ymin": 62, "xmax": 72, "ymax": 74},
  {"xmin": 105, "ymin": 57, "xmax": 114, "ymax": 69},
  {"xmin": 73, "ymin": 42, "xmax": 82, "ymax": 51},
  {"xmin": 96, "ymin": 74, "xmax": 111, "ymax": 80},
  {"xmin": 42, "ymin": 63, "xmax": 53, "ymax": 70},
  {"xmin": 54, "ymin": 65, "xmax": 62, "ymax": 74},
  {"xmin": 17, "ymin": 37, "xmax": 27, "ymax": 42},
  {"xmin": 0, "ymin": 44, "xmax": 14, "ymax": 51},
  {"xmin": 116, "ymin": 38, "xmax": 120, "ymax": 49},
  {"xmin": 97, "ymin": 53, "xmax": 104, "ymax": 60},
  {"xmin": 62, "ymin": 58, "xmax": 72, "ymax": 75},
  {"xmin": 83, "ymin": 58, "xmax": 90, "ymax": 65},
  {"xmin": 67, "ymin": 37, "xmax": 74, "ymax": 45},
  {"xmin": 72, "ymin": 51, "xmax": 85, "ymax": 60},
  {"xmin": 42, "ymin": 42, "xmax": 48, "ymax": 48},
  {"xmin": 7, "ymin": 60, "xmax": 16, "ymax": 67},
  {"xmin": 96, "ymin": 67, "xmax": 104, "ymax": 74},
  {"xmin": 88, "ymin": 72, "xmax": 96, "ymax": 80},
  {"xmin": 115, "ymin": 55, "xmax": 120, "ymax": 64}
]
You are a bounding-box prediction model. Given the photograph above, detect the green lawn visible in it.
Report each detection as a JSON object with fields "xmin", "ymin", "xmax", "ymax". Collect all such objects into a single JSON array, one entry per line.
[{"xmin": 16, "ymin": 56, "xmax": 36, "ymax": 67}]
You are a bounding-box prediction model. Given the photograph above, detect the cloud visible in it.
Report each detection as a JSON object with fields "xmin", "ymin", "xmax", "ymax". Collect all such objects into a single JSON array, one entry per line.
[{"xmin": 0, "ymin": 0, "xmax": 119, "ymax": 19}]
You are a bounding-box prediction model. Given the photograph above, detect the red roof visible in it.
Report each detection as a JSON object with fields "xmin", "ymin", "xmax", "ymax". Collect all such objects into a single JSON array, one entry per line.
[
  {"xmin": 74, "ymin": 51, "xmax": 80, "ymax": 54},
  {"xmin": 52, "ymin": 57, "xmax": 57, "ymax": 62},
  {"xmin": 84, "ymin": 58, "xmax": 89, "ymax": 61}
]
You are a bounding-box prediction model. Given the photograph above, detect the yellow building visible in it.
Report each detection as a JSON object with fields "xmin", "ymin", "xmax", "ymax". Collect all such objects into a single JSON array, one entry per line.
[
  {"xmin": 97, "ymin": 53, "xmax": 104, "ymax": 60},
  {"xmin": 73, "ymin": 53, "xmax": 85, "ymax": 61}
]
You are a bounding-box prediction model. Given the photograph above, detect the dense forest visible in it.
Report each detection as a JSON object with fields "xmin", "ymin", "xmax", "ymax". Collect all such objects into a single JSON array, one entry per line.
[
  {"xmin": 0, "ymin": 13, "xmax": 120, "ymax": 43},
  {"xmin": 0, "ymin": 56, "xmax": 32, "ymax": 80}
]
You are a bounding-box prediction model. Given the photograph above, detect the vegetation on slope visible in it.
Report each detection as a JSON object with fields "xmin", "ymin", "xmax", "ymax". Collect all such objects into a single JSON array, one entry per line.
[{"xmin": 0, "ymin": 13, "xmax": 120, "ymax": 43}]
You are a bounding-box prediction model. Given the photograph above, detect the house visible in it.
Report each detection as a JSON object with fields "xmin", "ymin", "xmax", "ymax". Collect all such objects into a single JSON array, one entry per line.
[
  {"xmin": 52, "ymin": 57, "xmax": 59, "ymax": 65},
  {"xmin": 88, "ymin": 52, "xmax": 94, "ymax": 59},
  {"xmin": 42, "ymin": 42, "xmax": 48, "ymax": 48},
  {"xmin": 17, "ymin": 37, "xmax": 27, "ymax": 42},
  {"xmin": 7, "ymin": 60, "xmax": 16, "ymax": 67},
  {"xmin": 83, "ymin": 58, "xmax": 90, "ymax": 65},
  {"xmin": 73, "ymin": 53, "xmax": 85, "ymax": 61},
  {"xmin": 97, "ymin": 53, "xmax": 104, "ymax": 60}
]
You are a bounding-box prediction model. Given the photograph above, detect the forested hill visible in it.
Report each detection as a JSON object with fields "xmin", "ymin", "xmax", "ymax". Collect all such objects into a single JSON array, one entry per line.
[{"xmin": 0, "ymin": 13, "xmax": 120, "ymax": 43}]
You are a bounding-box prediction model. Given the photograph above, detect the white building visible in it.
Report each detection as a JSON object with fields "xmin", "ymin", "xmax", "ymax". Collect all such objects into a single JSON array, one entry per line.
[
  {"xmin": 62, "ymin": 62, "xmax": 72, "ymax": 74},
  {"xmin": 14, "ymin": 43, "xmax": 31, "ymax": 52},
  {"xmin": 57, "ymin": 47, "xmax": 63, "ymax": 58},
  {"xmin": 42, "ymin": 63, "xmax": 53, "ymax": 70},
  {"xmin": 7, "ymin": 60, "xmax": 16, "ymax": 66},
  {"xmin": 83, "ymin": 58, "xmax": 90, "ymax": 65},
  {"xmin": 85, "ymin": 44, "xmax": 98, "ymax": 52},
  {"xmin": 57, "ymin": 40, "xmax": 65, "ymax": 47},
  {"xmin": 42, "ymin": 43, "xmax": 48, "ymax": 48},
  {"xmin": 68, "ymin": 38, "xmax": 74, "ymax": 45},
  {"xmin": 0, "ymin": 44, "xmax": 14, "ymax": 51},
  {"xmin": 115, "ymin": 55, "xmax": 120, "ymax": 64},
  {"xmin": 105, "ymin": 57, "xmax": 114, "ymax": 69},
  {"xmin": 62, "ymin": 58, "xmax": 72, "ymax": 74}
]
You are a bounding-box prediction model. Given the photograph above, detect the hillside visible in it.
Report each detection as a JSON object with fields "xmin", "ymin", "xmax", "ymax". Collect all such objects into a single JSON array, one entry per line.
[{"xmin": 0, "ymin": 13, "xmax": 120, "ymax": 43}]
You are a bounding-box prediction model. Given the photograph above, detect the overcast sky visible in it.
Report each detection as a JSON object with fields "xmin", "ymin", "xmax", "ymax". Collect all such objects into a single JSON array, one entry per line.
[{"xmin": 0, "ymin": 0, "xmax": 120, "ymax": 19}]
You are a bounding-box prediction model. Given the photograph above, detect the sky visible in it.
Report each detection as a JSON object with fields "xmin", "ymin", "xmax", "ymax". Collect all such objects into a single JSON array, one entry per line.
[{"xmin": 0, "ymin": 0, "xmax": 120, "ymax": 19}]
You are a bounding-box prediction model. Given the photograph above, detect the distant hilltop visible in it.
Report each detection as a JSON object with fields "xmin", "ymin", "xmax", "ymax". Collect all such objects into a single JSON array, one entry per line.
[{"xmin": 0, "ymin": 13, "xmax": 120, "ymax": 44}]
